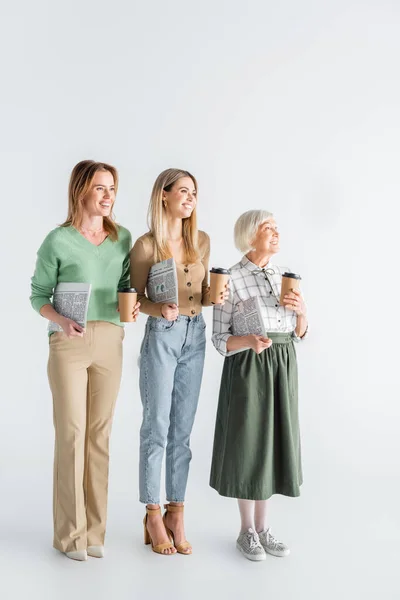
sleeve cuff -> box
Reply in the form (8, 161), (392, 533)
(212, 333), (247, 357)
(201, 286), (212, 307)
(292, 324), (309, 342)
(30, 297), (52, 314)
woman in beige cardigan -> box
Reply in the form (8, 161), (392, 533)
(131, 168), (226, 556)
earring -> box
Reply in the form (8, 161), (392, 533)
(163, 198), (167, 207)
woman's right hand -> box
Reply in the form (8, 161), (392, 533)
(59, 316), (85, 338)
(161, 303), (179, 321)
(246, 334), (272, 354)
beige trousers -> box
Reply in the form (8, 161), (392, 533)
(47, 321), (124, 553)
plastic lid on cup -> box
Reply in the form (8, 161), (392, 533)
(210, 267), (230, 275)
(282, 272), (301, 280)
(118, 287), (137, 292)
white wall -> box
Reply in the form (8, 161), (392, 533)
(1, 1), (399, 598)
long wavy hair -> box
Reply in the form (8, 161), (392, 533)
(148, 168), (199, 263)
(61, 160), (119, 241)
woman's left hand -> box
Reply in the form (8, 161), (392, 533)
(283, 289), (306, 316)
(205, 283), (230, 305)
(221, 282), (230, 305)
(117, 301), (141, 321)
(209, 282), (230, 305)
(132, 301), (141, 322)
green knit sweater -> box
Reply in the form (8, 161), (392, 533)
(30, 225), (132, 327)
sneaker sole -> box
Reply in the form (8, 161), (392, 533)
(264, 547), (290, 557)
(236, 542), (266, 561)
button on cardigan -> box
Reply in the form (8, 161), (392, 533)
(130, 231), (212, 317)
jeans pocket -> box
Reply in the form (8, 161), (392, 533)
(149, 317), (176, 333)
(198, 314), (206, 330)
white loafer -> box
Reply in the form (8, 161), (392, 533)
(65, 550), (88, 561)
(87, 545), (105, 558)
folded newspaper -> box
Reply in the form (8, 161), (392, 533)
(48, 282), (92, 332)
(147, 258), (178, 304)
(231, 296), (265, 337)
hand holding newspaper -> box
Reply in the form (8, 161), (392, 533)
(231, 296), (265, 337)
(48, 282), (92, 333)
(147, 258), (179, 305)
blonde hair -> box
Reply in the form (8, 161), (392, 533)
(234, 209), (274, 253)
(148, 168), (199, 263)
(61, 160), (119, 241)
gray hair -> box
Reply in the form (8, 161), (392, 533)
(234, 210), (274, 253)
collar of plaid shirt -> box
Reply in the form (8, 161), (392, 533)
(240, 255), (282, 301)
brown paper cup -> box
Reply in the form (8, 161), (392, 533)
(118, 289), (137, 322)
(210, 269), (230, 304)
(279, 273), (301, 306)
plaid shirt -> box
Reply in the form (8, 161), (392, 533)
(212, 256), (308, 357)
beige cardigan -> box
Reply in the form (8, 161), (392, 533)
(130, 231), (212, 317)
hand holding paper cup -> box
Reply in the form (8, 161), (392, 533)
(118, 287), (138, 322)
(210, 268), (230, 304)
(279, 272), (301, 306)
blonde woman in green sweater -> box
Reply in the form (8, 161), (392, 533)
(30, 160), (140, 561)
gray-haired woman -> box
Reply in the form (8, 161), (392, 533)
(210, 210), (308, 562)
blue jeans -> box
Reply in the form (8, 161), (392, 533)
(139, 314), (206, 504)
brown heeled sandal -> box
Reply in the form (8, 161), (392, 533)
(163, 503), (192, 555)
(143, 506), (176, 555)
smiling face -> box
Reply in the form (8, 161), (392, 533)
(252, 217), (280, 254)
(163, 176), (197, 219)
(82, 169), (115, 218)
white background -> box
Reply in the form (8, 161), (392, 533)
(1, 1), (399, 598)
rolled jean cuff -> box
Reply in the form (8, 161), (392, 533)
(166, 498), (185, 503)
(140, 497), (160, 505)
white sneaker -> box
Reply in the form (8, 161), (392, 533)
(258, 528), (290, 557)
(87, 545), (105, 558)
(236, 528), (266, 561)
(65, 549), (88, 561)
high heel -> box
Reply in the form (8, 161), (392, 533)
(143, 506), (176, 555)
(163, 503), (192, 555)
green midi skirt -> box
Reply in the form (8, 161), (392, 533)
(209, 333), (302, 500)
